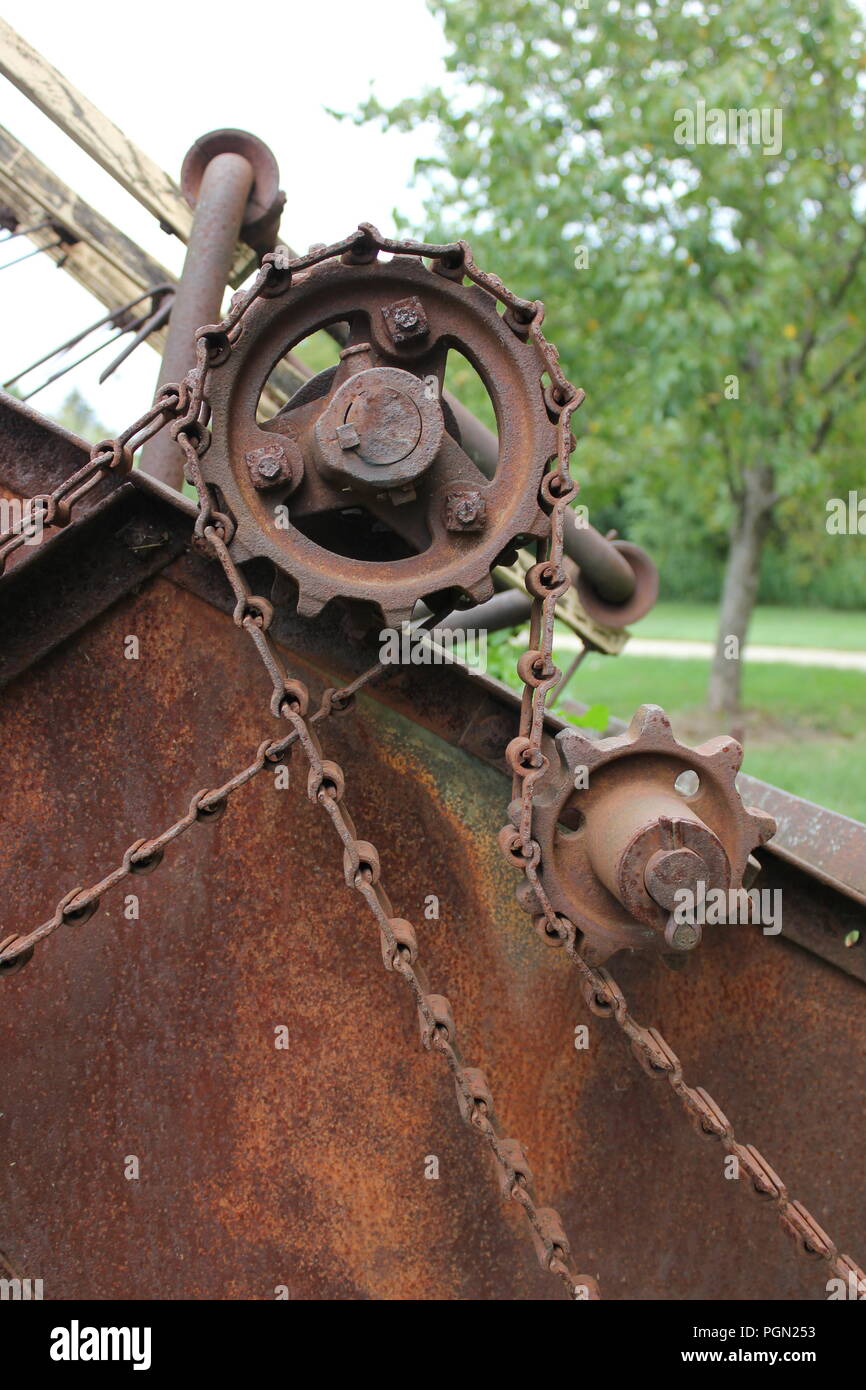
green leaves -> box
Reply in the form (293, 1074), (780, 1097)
(565, 702), (610, 732)
(349, 0), (866, 602)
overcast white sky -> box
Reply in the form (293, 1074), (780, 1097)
(0, 0), (448, 430)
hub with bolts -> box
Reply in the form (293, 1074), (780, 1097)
(314, 363), (444, 492)
(508, 703), (776, 964)
(199, 251), (557, 627)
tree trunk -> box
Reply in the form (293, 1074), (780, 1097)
(707, 464), (775, 719)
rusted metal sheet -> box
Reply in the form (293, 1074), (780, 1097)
(738, 773), (866, 906)
(752, 850), (866, 985)
(1, 388), (864, 1299)
(0, 391), (109, 506)
(0, 486), (188, 685)
(0, 572), (862, 1300)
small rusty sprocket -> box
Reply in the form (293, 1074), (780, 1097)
(511, 705), (776, 965)
(200, 255), (558, 626)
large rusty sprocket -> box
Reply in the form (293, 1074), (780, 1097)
(512, 705), (777, 965)
(200, 255), (558, 626)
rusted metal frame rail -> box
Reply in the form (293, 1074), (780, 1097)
(1, 392), (863, 982)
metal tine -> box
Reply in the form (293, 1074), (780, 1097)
(99, 289), (174, 384)
(17, 323), (130, 401)
(0, 217), (53, 243)
(549, 643), (589, 707)
(4, 301), (132, 390)
(0, 237), (63, 272)
(4, 284), (174, 397)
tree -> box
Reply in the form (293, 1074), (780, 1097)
(55, 387), (110, 440)
(355, 0), (866, 715)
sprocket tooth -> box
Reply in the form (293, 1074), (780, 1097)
(556, 726), (606, 775)
(380, 605), (415, 631)
(627, 703), (676, 745)
(695, 734), (744, 775)
(296, 588), (328, 619)
(463, 574), (496, 606)
(746, 807), (777, 846)
(743, 854), (763, 889)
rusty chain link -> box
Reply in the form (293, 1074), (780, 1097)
(0, 388), (183, 574)
(164, 216), (600, 1296)
(0, 660), (385, 973)
(171, 497), (598, 1301)
(521, 870), (866, 1291)
(2, 221), (861, 1300)
(2, 225), (599, 1301)
(489, 252), (866, 1295)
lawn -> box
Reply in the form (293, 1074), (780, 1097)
(556, 644), (866, 817)
(551, 649), (866, 822)
(488, 608), (866, 821)
(632, 602), (865, 652)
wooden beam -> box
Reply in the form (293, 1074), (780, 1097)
(0, 122), (175, 295)
(0, 169), (169, 343)
(0, 151), (303, 407)
(0, 17), (258, 286)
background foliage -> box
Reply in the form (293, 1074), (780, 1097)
(355, 0), (866, 607)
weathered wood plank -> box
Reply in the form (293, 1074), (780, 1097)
(0, 167), (174, 362)
(0, 122), (175, 294)
(0, 161), (303, 408)
(0, 18), (260, 285)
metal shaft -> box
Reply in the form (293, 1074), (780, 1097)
(435, 587), (531, 634)
(140, 152), (255, 489)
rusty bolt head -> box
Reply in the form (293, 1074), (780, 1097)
(381, 295), (429, 346)
(664, 917), (702, 952)
(336, 423), (361, 450)
(245, 442), (292, 490)
(444, 490), (487, 532)
(644, 847), (707, 911)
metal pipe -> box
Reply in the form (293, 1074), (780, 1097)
(549, 644), (589, 706)
(566, 520), (635, 604)
(140, 152), (256, 489)
(435, 587), (531, 634)
(444, 391), (638, 606)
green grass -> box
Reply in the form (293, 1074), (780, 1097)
(557, 651), (865, 736)
(633, 602), (866, 651)
(549, 649), (866, 821)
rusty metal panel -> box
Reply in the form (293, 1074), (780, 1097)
(1, 573), (862, 1300)
(739, 773), (866, 906)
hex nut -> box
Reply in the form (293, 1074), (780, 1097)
(381, 296), (429, 346)
(444, 490), (486, 532)
(245, 442), (294, 490)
